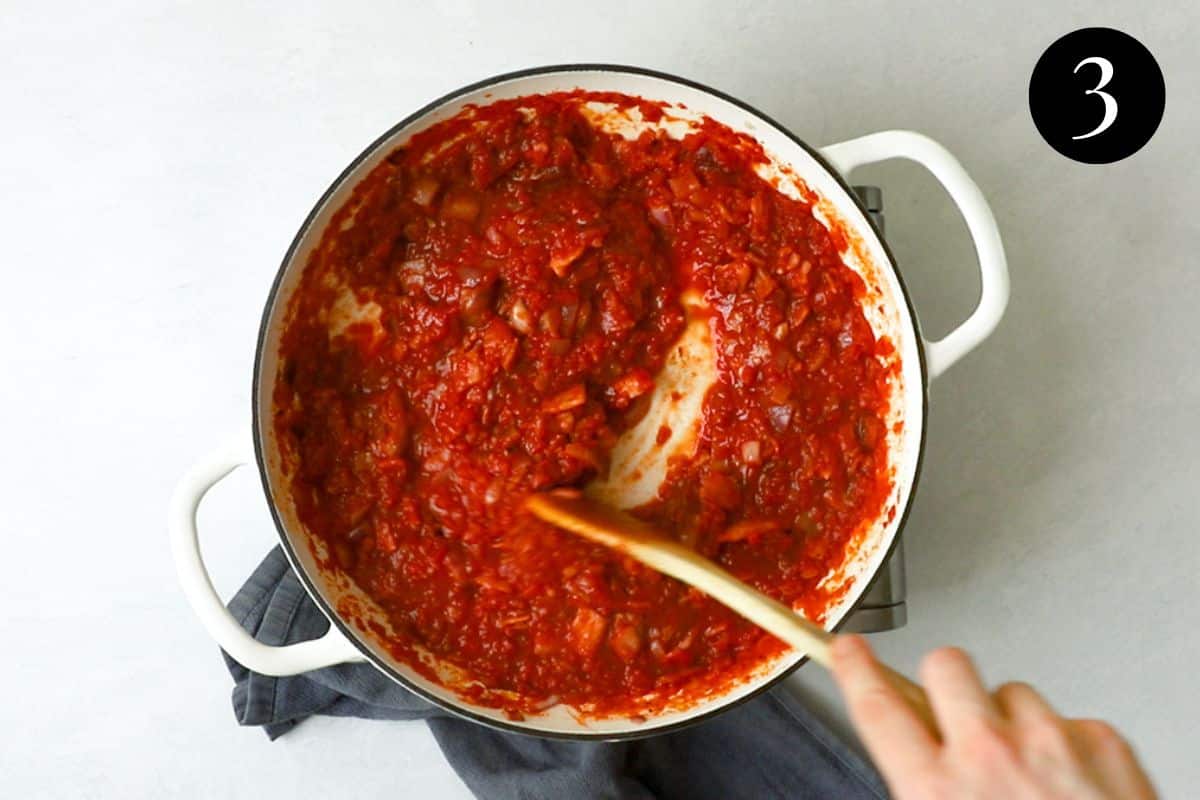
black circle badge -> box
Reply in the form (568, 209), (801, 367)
(1029, 27), (1165, 164)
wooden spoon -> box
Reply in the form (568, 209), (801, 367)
(526, 489), (937, 731)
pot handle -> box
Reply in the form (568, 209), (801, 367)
(820, 131), (1009, 379)
(168, 431), (364, 675)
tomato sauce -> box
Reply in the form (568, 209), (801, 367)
(274, 91), (895, 717)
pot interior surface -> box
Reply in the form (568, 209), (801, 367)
(253, 66), (926, 737)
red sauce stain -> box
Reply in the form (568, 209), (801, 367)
(274, 91), (895, 719)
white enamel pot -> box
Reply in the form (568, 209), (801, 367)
(169, 65), (1008, 739)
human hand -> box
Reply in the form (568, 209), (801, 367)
(830, 636), (1156, 799)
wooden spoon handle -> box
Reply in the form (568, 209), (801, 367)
(525, 491), (938, 732)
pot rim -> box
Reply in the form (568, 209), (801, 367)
(250, 62), (930, 741)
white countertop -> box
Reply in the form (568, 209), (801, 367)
(2, 1), (1196, 796)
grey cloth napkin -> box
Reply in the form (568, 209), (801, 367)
(225, 546), (887, 799)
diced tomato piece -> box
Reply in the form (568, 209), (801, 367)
(609, 615), (642, 662)
(542, 383), (587, 414)
(610, 368), (655, 405)
(570, 608), (607, 658)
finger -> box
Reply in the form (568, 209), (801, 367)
(995, 682), (1078, 769)
(831, 635), (939, 782)
(994, 681), (1058, 727)
(1070, 720), (1158, 800)
(919, 647), (1001, 740)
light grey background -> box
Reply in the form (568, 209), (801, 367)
(2, 1), (1196, 796)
